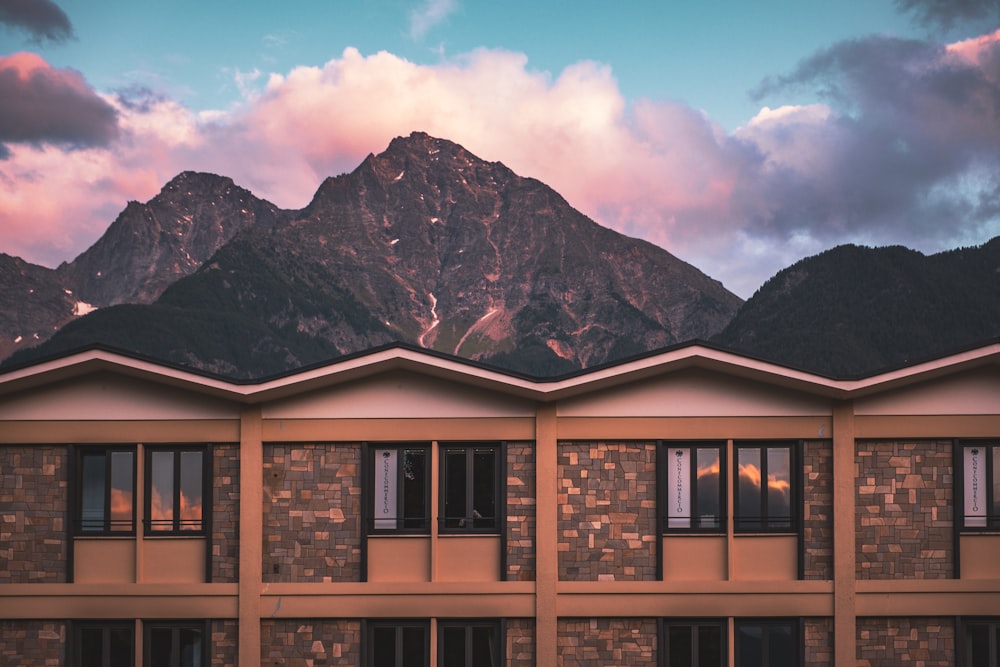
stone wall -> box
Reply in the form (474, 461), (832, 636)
(506, 618), (535, 667)
(263, 444), (362, 582)
(212, 444), (240, 583)
(0, 445), (68, 583)
(856, 440), (953, 579)
(261, 619), (361, 666)
(210, 619), (239, 667)
(557, 618), (656, 666)
(558, 442), (657, 581)
(802, 440), (833, 580)
(0, 620), (64, 666)
(857, 617), (955, 666)
(804, 617), (834, 667)
(506, 442), (535, 581)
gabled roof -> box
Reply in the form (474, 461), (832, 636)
(1, 340), (997, 405)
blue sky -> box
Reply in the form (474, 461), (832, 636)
(1, 0), (999, 297)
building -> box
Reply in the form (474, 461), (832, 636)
(1, 341), (998, 666)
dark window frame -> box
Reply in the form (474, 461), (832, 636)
(73, 445), (137, 536)
(439, 442), (503, 534)
(144, 445), (211, 536)
(364, 619), (430, 667)
(734, 618), (801, 667)
(70, 620), (135, 667)
(659, 441), (726, 534)
(143, 620), (209, 667)
(364, 443), (431, 535)
(955, 441), (1000, 531)
(958, 617), (1000, 667)
(437, 618), (502, 667)
(733, 441), (799, 533)
(658, 618), (726, 667)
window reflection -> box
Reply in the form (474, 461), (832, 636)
(148, 449), (204, 532)
(736, 444), (794, 531)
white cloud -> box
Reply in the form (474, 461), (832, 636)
(409, 0), (459, 40)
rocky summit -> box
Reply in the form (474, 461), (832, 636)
(1, 132), (743, 378)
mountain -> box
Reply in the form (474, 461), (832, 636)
(713, 239), (1000, 376)
(2, 132), (742, 378)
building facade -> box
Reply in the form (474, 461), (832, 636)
(0, 342), (998, 666)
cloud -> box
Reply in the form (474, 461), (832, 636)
(1, 36), (999, 299)
(409, 0), (459, 40)
(0, 0), (73, 43)
(0, 53), (118, 149)
(894, 0), (1000, 31)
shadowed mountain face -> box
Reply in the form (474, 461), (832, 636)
(2, 132), (743, 378)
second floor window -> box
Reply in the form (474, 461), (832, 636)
(146, 447), (206, 534)
(663, 443), (724, 531)
(734, 443), (796, 532)
(959, 442), (999, 529)
(77, 447), (135, 534)
(441, 444), (499, 533)
(371, 444), (429, 532)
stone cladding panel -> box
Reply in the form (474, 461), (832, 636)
(506, 442), (536, 581)
(261, 619), (361, 666)
(802, 440), (833, 580)
(557, 618), (657, 666)
(856, 440), (953, 579)
(804, 617), (834, 667)
(211, 619), (238, 667)
(212, 444), (240, 583)
(0, 620), (64, 666)
(558, 442), (658, 581)
(263, 443), (362, 582)
(0, 445), (68, 583)
(857, 617), (955, 666)
(506, 618), (535, 667)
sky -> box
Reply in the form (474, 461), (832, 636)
(1, 0), (999, 298)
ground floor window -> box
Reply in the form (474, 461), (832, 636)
(74, 622), (134, 667)
(144, 621), (207, 667)
(661, 619), (725, 666)
(367, 620), (429, 667)
(962, 618), (1000, 667)
(734, 619), (799, 667)
(439, 620), (500, 666)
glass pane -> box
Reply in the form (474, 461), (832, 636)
(444, 449), (467, 529)
(698, 624), (723, 667)
(401, 449), (427, 529)
(965, 624), (991, 667)
(371, 626), (396, 667)
(441, 626), (466, 667)
(992, 447), (1000, 526)
(696, 448), (721, 528)
(109, 451), (133, 531)
(766, 448), (792, 529)
(81, 454), (106, 532)
(736, 625), (762, 667)
(109, 626), (133, 667)
(668, 625), (692, 666)
(150, 451), (174, 531)
(179, 451), (203, 530)
(180, 627), (202, 667)
(149, 627), (173, 667)
(737, 449), (762, 530)
(401, 626), (426, 667)
(79, 628), (104, 667)
(766, 624), (792, 666)
(471, 625), (496, 667)
(473, 448), (496, 529)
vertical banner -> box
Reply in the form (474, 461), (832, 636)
(965, 447), (987, 527)
(374, 449), (398, 529)
(667, 447), (691, 528)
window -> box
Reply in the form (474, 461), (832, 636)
(439, 620), (499, 667)
(662, 442), (724, 531)
(734, 619), (798, 667)
(367, 620), (429, 667)
(74, 622), (134, 667)
(145, 447), (207, 534)
(76, 446), (136, 534)
(961, 619), (1000, 667)
(660, 620), (725, 667)
(440, 444), (500, 533)
(144, 622), (207, 667)
(370, 444), (430, 532)
(958, 442), (1000, 529)
(734, 443), (796, 531)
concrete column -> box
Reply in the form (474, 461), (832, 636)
(534, 402), (558, 665)
(832, 400), (856, 666)
(239, 406), (263, 667)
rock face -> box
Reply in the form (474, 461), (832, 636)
(1, 132), (743, 378)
